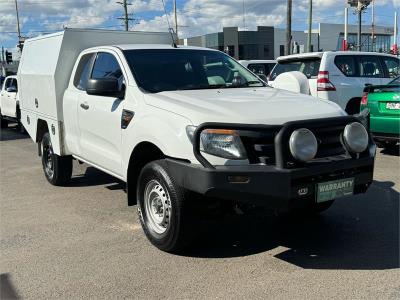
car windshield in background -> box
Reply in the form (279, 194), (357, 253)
(270, 58), (321, 81)
(123, 49), (264, 93)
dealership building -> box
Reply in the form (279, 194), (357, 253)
(181, 22), (394, 59)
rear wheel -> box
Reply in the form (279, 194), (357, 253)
(41, 132), (72, 186)
(0, 112), (8, 129)
(137, 160), (194, 252)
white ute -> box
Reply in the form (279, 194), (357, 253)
(19, 29), (376, 252)
(0, 75), (21, 129)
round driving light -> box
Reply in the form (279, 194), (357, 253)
(343, 122), (369, 153)
(289, 128), (318, 162)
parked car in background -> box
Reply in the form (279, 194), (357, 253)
(239, 60), (276, 81)
(0, 75), (20, 128)
(361, 76), (400, 149)
(269, 51), (399, 114)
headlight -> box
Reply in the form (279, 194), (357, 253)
(343, 122), (369, 153)
(289, 128), (318, 162)
(186, 126), (247, 159)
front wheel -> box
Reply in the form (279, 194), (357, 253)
(137, 160), (194, 252)
(313, 200), (334, 213)
(41, 132), (72, 186)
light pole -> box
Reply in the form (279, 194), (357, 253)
(348, 0), (371, 52)
(286, 0), (292, 55)
(307, 0), (312, 52)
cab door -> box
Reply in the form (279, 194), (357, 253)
(77, 51), (126, 176)
(0, 78), (17, 118)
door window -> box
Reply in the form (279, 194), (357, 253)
(9, 79), (17, 91)
(74, 53), (94, 91)
(335, 55), (386, 78)
(381, 57), (399, 78)
(91, 52), (124, 90)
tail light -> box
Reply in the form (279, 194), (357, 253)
(361, 92), (368, 105)
(317, 71), (336, 91)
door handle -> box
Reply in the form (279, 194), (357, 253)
(80, 102), (89, 110)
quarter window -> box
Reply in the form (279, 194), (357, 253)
(382, 57), (399, 78)
(74, 53), (94, 91)
(357, 56), (383, 78)
(335, 56), (356, 77)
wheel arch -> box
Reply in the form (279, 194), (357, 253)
(126, 141), (166, 206)
(36, 119), (49, 143)
(345, 97), (362, 115)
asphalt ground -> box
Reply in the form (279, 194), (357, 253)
(0, 125), (399, 299)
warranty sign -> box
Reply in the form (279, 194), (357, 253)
(316, 178), (355, 203)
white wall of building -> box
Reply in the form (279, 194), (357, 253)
(274, 28), (319, 58)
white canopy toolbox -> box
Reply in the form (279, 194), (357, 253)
(18, 28), (173, 154)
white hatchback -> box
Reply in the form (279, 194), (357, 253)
(269, 51), (399, 114)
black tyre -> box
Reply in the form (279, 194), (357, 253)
(137, 160), (194, 252)
(16, 105), (25, 133)
(0, 113), (8, 129)
(41, 132), (72, 186)
(375, 140), (397, 149)
(284, 200), (335, 217)
(313, 200), (334, 213)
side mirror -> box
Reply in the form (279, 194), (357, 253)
(6, 86), (17, 93)
(86, 78), (124, 98)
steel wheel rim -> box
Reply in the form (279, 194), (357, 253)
(43, 141), (54, 179)
(143, 179), (171, 234)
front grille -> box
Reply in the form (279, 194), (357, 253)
(313, 125), (346, 158)
(240, 130), (279, 165)
(239, 123), (349, 167)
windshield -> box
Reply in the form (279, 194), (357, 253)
(123, 49), (264, 93)
(270, 58), (321, 81)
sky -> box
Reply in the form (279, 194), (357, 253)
(0, 0), (399, 53)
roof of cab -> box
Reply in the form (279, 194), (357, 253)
(114, 44), (219, 51)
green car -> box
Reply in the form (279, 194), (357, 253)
(361, 77), (400, 148)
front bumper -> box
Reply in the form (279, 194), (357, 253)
(166, 156), (374, 211)
(372, 132), (400, 143)
(168, 115), (375, 211)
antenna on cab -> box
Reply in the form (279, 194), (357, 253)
(161, 0), (178, 48)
